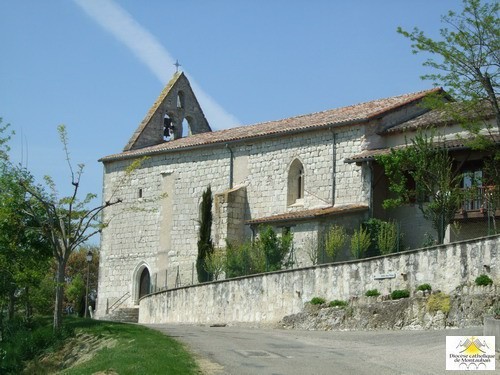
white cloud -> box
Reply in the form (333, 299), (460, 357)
(73, 0), (239, 129)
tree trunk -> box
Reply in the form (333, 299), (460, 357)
(53, 259), (66, 331)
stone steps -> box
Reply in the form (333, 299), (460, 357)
(104, 307), (139, 323)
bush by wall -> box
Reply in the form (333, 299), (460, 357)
(365, 289), (381, 297)
(391, 289), (410, 300)
(475, 274), (493, 286)
(417, 283), (432, 292)
(310, 297), (326, 305)
(329, 300), (348, 308)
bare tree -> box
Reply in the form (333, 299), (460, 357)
(20, 125), (141, 331)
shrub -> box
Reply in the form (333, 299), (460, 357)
(417, 283), (432, 292)
(225, 241), (253, 278)
(475, 274), (493, 286)
(362, 218), (383, 257)
(324, 225), (347, 260)
(310, 297), (326, 305)
(255, 225), (293, 272)
(365, 289), (380, 297)
(204, 248), (226, 281)
(422, 233), (435, 248)
(224, 226), (294, 278)
(391, 289), (410, 300)
(350, 227), (371, 259)
(377, 220), (399, 254)
(304, 236), (320, 265)
(329, 300), (348, 308)
(0, 317), (74, 374)
(426, 292), (451, 314)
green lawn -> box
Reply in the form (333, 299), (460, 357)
(28, 318), (200, 374)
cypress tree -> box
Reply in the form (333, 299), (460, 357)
(197, 186), (213, 282)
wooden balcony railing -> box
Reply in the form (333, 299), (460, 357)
(457, 186), (500, 218)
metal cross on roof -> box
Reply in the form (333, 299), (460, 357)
(174, 59), (181, 72)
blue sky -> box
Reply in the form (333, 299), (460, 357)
(1, 0), (464, 210)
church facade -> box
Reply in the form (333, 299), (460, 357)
(95, 72), (496, 318)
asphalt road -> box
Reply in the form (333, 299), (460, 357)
(146, 324), (499, 375)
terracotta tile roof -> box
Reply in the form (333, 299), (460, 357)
(383, 100), (497, 134)
(100, 88), (441, 162)
(246, 204), (368, 225)
(345, 134), (500, 163)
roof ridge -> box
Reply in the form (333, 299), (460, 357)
(236, 87), (441, 129)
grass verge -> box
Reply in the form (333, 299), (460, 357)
(24, 317), (200, 374)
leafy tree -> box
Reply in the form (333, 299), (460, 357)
(19, 125), (136, 331)
(197, 186), (214, 282)
(377, 132), (463, 244)
(398, 0), (500, 220)
(0, 118), (12, 161)
(0, 166), (52, 320)
(397, 0), (499, 127)
(64, 246), (99, 316)
(0, 122), (52, 322)
(65, 274), (85, 316)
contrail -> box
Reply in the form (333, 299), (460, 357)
(73, 0), (239, 129)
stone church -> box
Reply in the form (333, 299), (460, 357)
(95, 72), (496, 318)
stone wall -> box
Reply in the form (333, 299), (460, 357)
(281, 285), (500, 331)
(138, 235), (500, 325)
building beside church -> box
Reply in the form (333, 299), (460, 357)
(95, 72), (498, 319)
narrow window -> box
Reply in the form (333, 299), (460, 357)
(287, 159), (305, 205)
(182, 118), (189, 137)
(163, 114), (173, 141)
(181, 116), (193, 138)
(138, 188), (143, 198)
(297, 169), (304, 199)
(177, 91), (185, 109)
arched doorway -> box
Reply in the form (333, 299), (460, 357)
(139, 268), (150, 299)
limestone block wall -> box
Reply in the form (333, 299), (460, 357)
(334, 127), (366, 205)
(243, 131), (334, 219)
(139, 235), (500, 325)
(242, 126), (367, 220)
(97, 149), (231, 317)
(214, 186), (247, 248)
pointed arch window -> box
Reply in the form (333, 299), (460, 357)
(288, 159), (305, 205)
(177, 91), (185, 109)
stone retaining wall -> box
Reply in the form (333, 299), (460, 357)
(138, 235), (500, 325)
